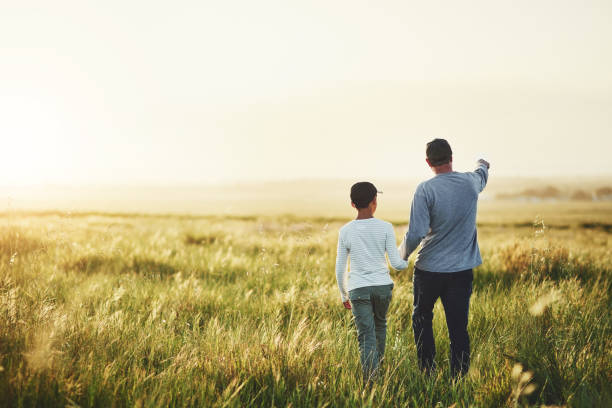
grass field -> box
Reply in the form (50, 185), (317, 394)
(1, 203), (611, 407)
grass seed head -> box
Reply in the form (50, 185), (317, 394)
(511, 363), (523, 380)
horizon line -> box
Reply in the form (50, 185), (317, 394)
(1, 174), (612, 189)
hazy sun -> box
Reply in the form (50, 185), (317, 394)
(0, 91), (75, 185)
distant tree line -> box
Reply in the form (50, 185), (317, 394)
(496, 186), (612, 201)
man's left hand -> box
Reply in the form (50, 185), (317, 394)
(343, 300), (352, 310)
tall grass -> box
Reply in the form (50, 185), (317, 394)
(0, 212), (610, 407)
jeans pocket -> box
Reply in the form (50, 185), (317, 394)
(349, 287), (371, 301)
(384, 284), (394, 300)
(461, 270), (474, 288)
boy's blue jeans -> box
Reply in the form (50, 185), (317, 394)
(349, 284), (394, 380)
(412, 267), (473, 377)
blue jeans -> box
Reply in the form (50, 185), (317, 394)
(349, 284), (394, 380)
(412, 268), (473, 377)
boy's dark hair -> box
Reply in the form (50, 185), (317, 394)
(426, 138), (453, 166)
(351, 182), (379, 209)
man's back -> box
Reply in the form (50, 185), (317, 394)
(407, 139), (489, 378)
(405, 164), (488, 272)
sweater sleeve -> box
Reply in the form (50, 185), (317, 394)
(386, 224), (408, 270)
(469, 162), (489, 192)
(335, 232), (349, 302)
(404, 185), (430, 259)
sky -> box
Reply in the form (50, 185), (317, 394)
(1, 0), (611, 186)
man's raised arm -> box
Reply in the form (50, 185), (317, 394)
(472, 159), (490, 192)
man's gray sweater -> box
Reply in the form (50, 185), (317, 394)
(403, 163), (489, 272)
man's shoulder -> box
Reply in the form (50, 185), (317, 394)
(415, 179), (434, 194)
(422, 172), (476, 187)
(458, 168), (487, 191)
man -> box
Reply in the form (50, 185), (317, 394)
(400, 138), (489, 378)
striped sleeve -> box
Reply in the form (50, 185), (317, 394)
(335, 232), (349, 302)
(386, 223), (408, 270)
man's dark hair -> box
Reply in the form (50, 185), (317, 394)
(426, 139), (453, 166)
(350, 182), (378, 209)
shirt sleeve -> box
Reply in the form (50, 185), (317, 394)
(404, 185), (430, 259)
(335, 232), (349, 302)
(386, 224), (408, 270)
(469, 163), (489, 192)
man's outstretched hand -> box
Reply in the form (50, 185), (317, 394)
(477, 158), (490, 169)
(343, 300), (352, 310)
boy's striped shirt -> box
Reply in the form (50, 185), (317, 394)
(335, 218), (408, 302)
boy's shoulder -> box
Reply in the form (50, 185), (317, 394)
(380, 220), (396, 234)
(338, 221), (350, 234)
(339, 218), (391, 232)
(339, 220), (355, 234)
(374, 218), (393, 228)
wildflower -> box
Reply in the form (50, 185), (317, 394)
(510, 363), (538, 404)
(511, 363), (523, 380)
(9, 252), (17, 266)
(529, 290), (559, 316)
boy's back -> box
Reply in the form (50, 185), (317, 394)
(336, 218), (407, 302)
(335, 181), (407, 382)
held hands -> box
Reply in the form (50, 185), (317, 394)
(398, 235), (408, 260)
(477, 158), (490, 169)
(343, 300), (352, 310)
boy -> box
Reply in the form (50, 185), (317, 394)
(335, 181), (408, 381)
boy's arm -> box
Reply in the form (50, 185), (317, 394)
(335, 233), (350, 303)
(386, 224), (408, 270)
(403, 186), (430, 260)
